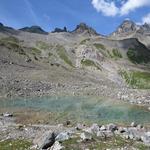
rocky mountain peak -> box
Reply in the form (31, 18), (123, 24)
(0, 23), (4, 27)
(52, 27), (67, 33)
(19, 26), (48, 35)
(72, 23), (98, 36)
(111, 20), (138, 37)
(137, 23), (150, 35)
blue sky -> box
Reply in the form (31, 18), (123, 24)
(0, 0), (150, 35)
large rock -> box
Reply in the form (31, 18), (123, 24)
(55, 132), (70, 142)
(141, 135), (150, 146)
(106, 123), (118, 132)
(83, 124), (100, 134)
(90, 123), (100, 134)
(33, 131), (56, 149)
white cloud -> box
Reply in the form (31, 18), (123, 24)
(120, 0), (150, 15)
(91, 0), (150, 17)
(142, 13), (150, 24)
(91, 0), (118, 16)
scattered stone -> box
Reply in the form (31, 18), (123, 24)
(97, 131), (106, 138)
(76, 123), (86, 130)
(146, 132), (150, 137)
(117, 127), (127, 133)
(137, 124), (143, 129)
(90, 123), (100, 134)
(131, 122), (137, 127)
(25, 58), (32, 63)
(2, 112), (13, 117)
(50, 141), (64, 150)
(63, 120), (71, 126)
(80, 132), (92, 141)
(100, 125), (106, 131)
(106, 123), (118, 132)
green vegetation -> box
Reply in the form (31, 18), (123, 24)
(0, 36), (20, 48)
(48, 52), (53, 57)
(30, 47), (41, 55)
(94, 43), (106, 50)
(94, 43), (110, 58)
(62, 136), (148, 150)
(0, 139), (31, 150)
(80, 38), (90, 45)
(0, 36), (19, 43)
(0, 36), (26, 55)
(36, 41), (50, 50)
(106, 49), (122, 59)
(81, 59), (101, 70)
(112, 49), (122, 58)
(94, 43), (122, 59)
(56, 45), (73, 67)
(127, 48), (150, 64)
(119, 70), (150, 89)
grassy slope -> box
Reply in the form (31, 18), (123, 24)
(119, 70), (150, 89)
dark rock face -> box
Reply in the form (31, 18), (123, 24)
(112, 20), (138, 37)
(52, 27), (67, 33)
(0, 23), (4, 27)
(19, 26), (48, 35)
(72, 23), (98, 36)
(0, 23), (16, 34)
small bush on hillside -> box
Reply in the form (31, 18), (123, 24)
(81, 59), (101, 70)
(112, 49), (122, 58)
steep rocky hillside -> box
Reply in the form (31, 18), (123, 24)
(0, 21), (150, 105)
(110, 20), (150, 48)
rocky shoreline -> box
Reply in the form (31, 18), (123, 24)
(1, 80), (150, 107)
(0, 115), (150, 150)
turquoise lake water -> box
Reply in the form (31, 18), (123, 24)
(0, 96), (150, 125)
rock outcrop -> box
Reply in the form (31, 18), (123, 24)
(19, 26), (48, 35)
(72, 23), (99, 36)
(52, 27), (67, 33)
(111, 20), (138, 37)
